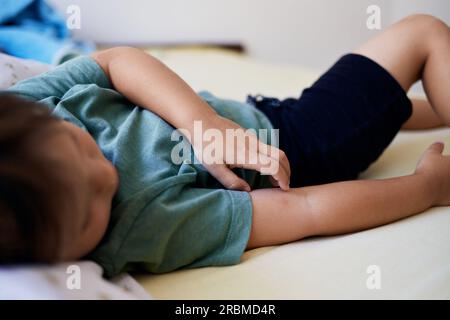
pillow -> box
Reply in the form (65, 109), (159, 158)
(0, 54), (151, 299)
(0, 261), (151, 299)
(0, 52), (52, 89)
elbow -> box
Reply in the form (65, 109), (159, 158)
(91, 46), (149, 77)
(91, 46), (144, 60)
(99, 46), (144, 56)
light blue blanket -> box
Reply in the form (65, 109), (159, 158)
(0, 0), (94, 64)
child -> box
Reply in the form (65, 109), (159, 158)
(1, 14), (450, 278)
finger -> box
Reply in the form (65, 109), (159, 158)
(426, 141), (445, 155)
(269, 176), (280, 188)
(207, 164), (251, 192)
(271, 148), (291, 184)
(257, 142), (291, 181)
(235, 153), (290, 190)
(256, 152), (290, 190)
(261, 153), (290, 191)
(234, 133), (291, 182)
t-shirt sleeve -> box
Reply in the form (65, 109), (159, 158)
(91, 184), (253, 277)
(6, 56), (111, 102)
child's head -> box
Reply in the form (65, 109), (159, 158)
(0, 94), (119, 264)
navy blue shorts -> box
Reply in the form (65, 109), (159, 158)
(247, 53), (413, 187)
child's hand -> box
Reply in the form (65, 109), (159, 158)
(191, 115), (291, 191)
(93, 48), (290, 191)
(415, 141), (450, 206)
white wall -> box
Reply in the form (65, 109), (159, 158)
(50, 0), (450, 70)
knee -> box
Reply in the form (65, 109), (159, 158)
(403, 13), (446, 27)
(401, 14), (449, 44)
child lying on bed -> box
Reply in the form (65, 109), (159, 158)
(1, 14), (450, 277)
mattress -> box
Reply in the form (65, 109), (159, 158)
(134, 47), (450, 299)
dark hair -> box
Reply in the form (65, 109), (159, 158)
(0, 94), (68, 263)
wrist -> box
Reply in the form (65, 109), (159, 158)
(183, 111), (220, 145)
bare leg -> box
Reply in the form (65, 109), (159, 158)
(354, 14), (450, 124)
(402, 98), (444, 130)
(246, 15), (450, 249)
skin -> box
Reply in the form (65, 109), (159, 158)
(403, 99), (443, 130)
(248, 13), (450, 248)
(46, 121), (119, 260)
(54, 47), (289, 259)
(51, 14), (450, 260)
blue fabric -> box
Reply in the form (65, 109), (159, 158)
(248, 54), (413, 187)
(0, 0), (94, 64)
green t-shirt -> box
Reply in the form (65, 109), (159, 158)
(6, 56), (275, 277)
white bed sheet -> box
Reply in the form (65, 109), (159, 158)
(135, 47), (450, 299)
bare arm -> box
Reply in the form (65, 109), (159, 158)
(91, 47), (290, 191)
(247, 142), (450, 249)
(92, 47), (218, 137)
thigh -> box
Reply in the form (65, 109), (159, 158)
(353, 14), (433, 92)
